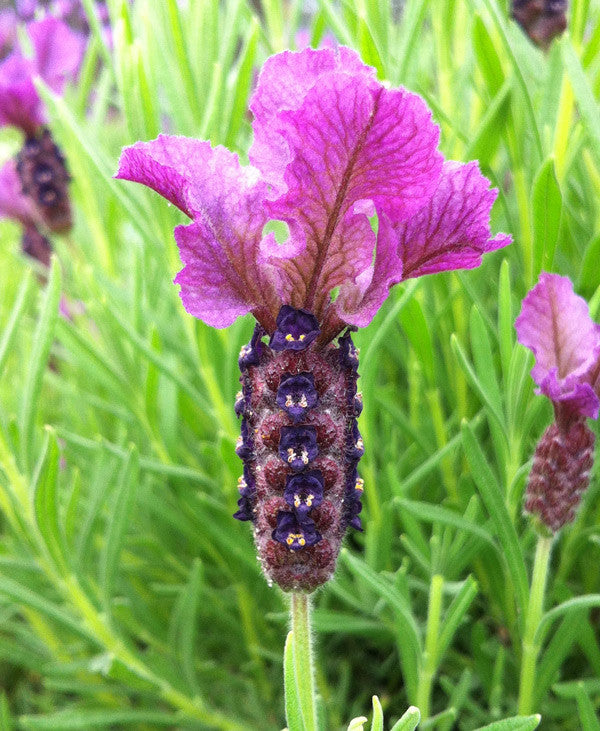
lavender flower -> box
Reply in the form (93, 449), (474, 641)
(116, 47), (510, 591)
(516, 272), (600, 531)
(0, 158), (51, 267)
(0, 16), (82, 237)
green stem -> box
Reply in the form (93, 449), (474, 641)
(518, 534), (553, 715)
(290, 593), (318, 731)
(416, 574), (444, 720)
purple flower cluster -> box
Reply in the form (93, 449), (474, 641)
(0, 13), (82, 265)
(516, 273), (600, 531)
(116, 47), (510, 590)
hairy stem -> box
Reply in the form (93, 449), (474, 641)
(290, 592), (318, 731)
(518, 534), (553, 715)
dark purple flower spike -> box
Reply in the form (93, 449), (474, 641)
(115, 47), (510, 591)
(517, 273), (600, 532)
(512, 0), (568, 50)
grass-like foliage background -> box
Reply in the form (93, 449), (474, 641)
(1, 0), (600, 728)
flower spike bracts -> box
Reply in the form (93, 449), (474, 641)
(516, 273), (600, 532)
(116, 47), (510, 591)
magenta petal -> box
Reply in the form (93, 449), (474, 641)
(396, 161), (511, 280)
(0, 158), (37, 225)
(29, 17), (83, 94)
(335, 212), (404, 327)
(249, 47), (375, 195)
(115, 135), (213, 218)
(516, 272), (600, 418)
(0, 52), (43, 133)
(265, 71), (442, 316)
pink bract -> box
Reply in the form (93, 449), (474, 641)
(516, 272), (600, 419)
(116, 47), (510, 336)
(0, 16), (83, 135)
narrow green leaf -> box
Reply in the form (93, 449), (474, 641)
(451, 335), (507, 437)
(0, 271), (33, 380)
(464, 78), (512, 164)
(461, 422), (529, 618)
(498, 259), (513, 380)
(284, 631), (304, 731)
(473, 715), (541, 731)
(0, 692), (13, 731)
(369, 696), (383, 731)
(574, 684), (600, 731)
(536, 595), (600, 644)
(562, 39), (600, 167)
(469, 306), (502, 415)
(531, 157), (562, 277)
(18, 710), (180, 729)
(472, 13), (505, 95)
(32, 428), (68, 572)
(99, 447), (140, 609)
(389, 706), (421, 731)
(19, 258), (61, 473)
(437, 576), (478, 662)
(580, 234), (600, 293)
(347, 717), (368, 731)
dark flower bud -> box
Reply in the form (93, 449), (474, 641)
(21, 226), (51, 268)
(279, 425), (318, 470)
(233, 494), (256, 521)
(511, 0), (568, 49)
(346, 420), (365, 461)
(270, 305), (320, 351)
(235, 419), (253, 460)
(16, 128), (72, 233)
(238, 323), (265, 370)
(525, 419), (595, 532)
(284, 471), (324, 518)
(272, 511), (322, 550)
(276, 373), (318, 421)
(237, 465), (256, 497)
(338, 330), (360, 371)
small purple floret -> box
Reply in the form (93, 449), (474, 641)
(239, 323), (266, 370)
(284, 471), (324, 518)
(270, 306), (320, 351)
(235, 419), (253, 460)
(279, 425), (318, 470)
(276, 373), (318, 421)
(233, 494), (256, 522)
(346, 420), (365, 461)
(272, 511), (322, 551)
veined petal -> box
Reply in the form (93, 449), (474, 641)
(29, 17), (83, 93)
(395, 161), (511, 280)
(516, 273), (600, 418)
(0, 52), (43, 133)
(0, 158), (37, 225)
(516, 273), (600, 382)
(265, 71), (442, 318)
(249, 46), (375, 195)
(334, 212), (403, 327)
(115, 135), (213, 218)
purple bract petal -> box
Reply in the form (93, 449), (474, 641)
(249, 47), (374, 196)
(0, 17), (82, 134)
(263, 64), (442, 316)
(117, 137), (281, 329)
(0, 158), (37, 225)
(394, 160), (511, 280)
(29, 17), (84, 94)
(516, 272), (600, 419)
(335, 212), (404, 327)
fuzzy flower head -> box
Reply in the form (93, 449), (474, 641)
(0, 16), (83, 136)
(116, 47), (509, 342)
(516, 272), (600, 425)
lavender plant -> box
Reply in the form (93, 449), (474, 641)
(116, 48), (509, 596)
